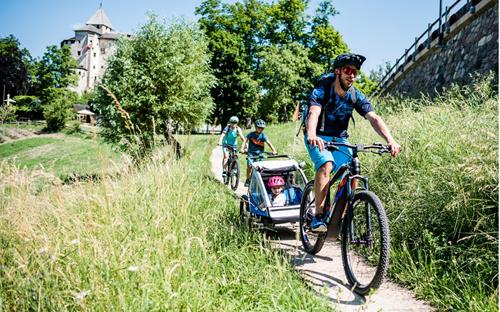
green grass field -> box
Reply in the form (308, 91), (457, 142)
(0, 133), (122, 180)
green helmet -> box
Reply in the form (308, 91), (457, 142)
(255, 119), (266, 128)
(229, 116), (239, 123)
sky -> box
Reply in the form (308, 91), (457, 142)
(0, 0), (456, 74)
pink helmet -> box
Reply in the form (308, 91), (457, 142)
(268, 176), (285, 187)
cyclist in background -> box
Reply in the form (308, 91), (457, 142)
(241, 119), (277, 187)
(217, 116), (245, 179)
(305, 53), (401, 232)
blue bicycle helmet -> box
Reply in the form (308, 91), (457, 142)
(255, 119), (266, 128)
(229, 116), (239, 123)
(333, 53), (366, 70)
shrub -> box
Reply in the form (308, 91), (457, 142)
(43, 88), (77, 131)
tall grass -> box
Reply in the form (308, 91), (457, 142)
(364, 77), (498, 311)
(269, 76), (498, 311)
(0, 135), (331, 310)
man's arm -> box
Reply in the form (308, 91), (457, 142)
(306, 106), (325, 151)
(365, 111), (401, 157)
(240, 137), (248, 153)
(266, 140), (277, 154)
(237, 127), (245, 141)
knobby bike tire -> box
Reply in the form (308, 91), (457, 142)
(230, 159), (240, 191)
(299, 181), (327, 254)
(341, 190), (390, 295)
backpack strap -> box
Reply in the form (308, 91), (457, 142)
(319, 78), (334, 133)
(349, 86), (357, 128)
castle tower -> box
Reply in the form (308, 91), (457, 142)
(61, 5), (131, 94)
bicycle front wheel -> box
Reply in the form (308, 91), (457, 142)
(341, 190), (390, 295)
(299, 181), (327, 254)
(229, 159), (240, 190)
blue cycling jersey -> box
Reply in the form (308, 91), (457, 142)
(222, 125), (240, 146)
(309, 74), (374, 137)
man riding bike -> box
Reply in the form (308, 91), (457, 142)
(241, 119), (277, 187)
(304, 53), (401, 232)
(217, 116), (245, 178)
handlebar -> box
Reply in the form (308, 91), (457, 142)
(242, 151), (289, 159)
(221, 144), (238, 152)
(324, 141), (391, 154)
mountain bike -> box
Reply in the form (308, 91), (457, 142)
(223, 144), (240, 190)
(299, 141), (391, 295)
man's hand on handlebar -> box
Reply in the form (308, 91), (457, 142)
(387, 140), (401, 157)
(307, 134), (324, 151)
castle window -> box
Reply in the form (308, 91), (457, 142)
(78, 51), (81, 56)
(94, 53), (96, 57)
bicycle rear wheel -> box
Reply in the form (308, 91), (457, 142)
(299, 181), (327, 254)
(341, 190), (390, 295)
(229, 159), (240, 190)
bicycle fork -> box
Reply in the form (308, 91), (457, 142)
(346, 175), (374, 247)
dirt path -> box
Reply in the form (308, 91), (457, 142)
(210, 147), (433, 311)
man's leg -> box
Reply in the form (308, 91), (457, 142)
(314, 161), (333, 215)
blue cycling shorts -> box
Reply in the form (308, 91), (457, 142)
(304, 135), (352, 173)
(222, 144), (237, 157)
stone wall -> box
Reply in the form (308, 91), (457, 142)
(385, 1), (498, 96)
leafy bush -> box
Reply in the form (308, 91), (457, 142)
(93, 15), (215, 156)
(12, 95), (42, 119)
(43, 88), (77, 131)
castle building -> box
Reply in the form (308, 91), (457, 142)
(60, 5), (131, 94)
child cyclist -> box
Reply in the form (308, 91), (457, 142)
(217, 116), (245, 179)
(240, 119), (277, 186)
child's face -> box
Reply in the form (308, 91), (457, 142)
(271, 185), (283, 195)
(255, 127), (263, 134)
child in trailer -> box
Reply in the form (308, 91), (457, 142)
(268, 176), (286, 207)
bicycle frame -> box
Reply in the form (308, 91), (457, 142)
(324, 152), (370, 240)
(224, 145), (238, 169)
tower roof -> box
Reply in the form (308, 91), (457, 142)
(86, 6), (113, 29)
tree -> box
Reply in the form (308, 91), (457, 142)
(369, 61), (393, 83)
(197, 0), (351, 124)
(196, 0), (269, 125)
(0, 35), (31, 97)
(34, 45), (77, 101)
(43, 88), (77, 131)
(93, 15), (215, 155)
(258, 43), (323, 122)
(308, 0), (349, 71)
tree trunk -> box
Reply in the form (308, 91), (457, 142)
(163, 130), (183, 159)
